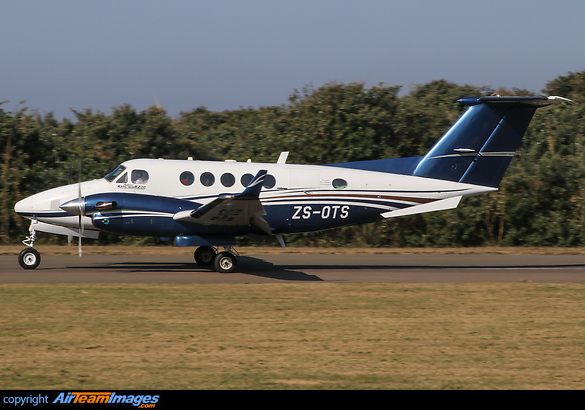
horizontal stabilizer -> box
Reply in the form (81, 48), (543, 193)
(381, 196), (462, 219)
(459, 95), (573, 107)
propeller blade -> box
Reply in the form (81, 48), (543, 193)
(78, 215), (82, 257)
(78, 159), (82, 199)
(78, 159), (82, 257)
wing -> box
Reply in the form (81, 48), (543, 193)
(173, 170), (272, 235)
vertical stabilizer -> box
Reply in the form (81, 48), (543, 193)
(412, 96), (563, 187)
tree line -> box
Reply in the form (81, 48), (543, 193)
(2, 70), (585, 248)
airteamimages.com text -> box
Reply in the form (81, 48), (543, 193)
(2, 391), (161, 407)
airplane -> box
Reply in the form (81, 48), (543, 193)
(14, 95), (572, 273)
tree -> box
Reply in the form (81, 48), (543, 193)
(3, 72), (585, 247)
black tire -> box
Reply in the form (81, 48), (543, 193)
(213, 251), (237, 273)
(18, 248), (41, 270)
(194, 246), (216, 266)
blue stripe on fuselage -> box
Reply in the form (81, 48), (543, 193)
(91, 202), (387, 237)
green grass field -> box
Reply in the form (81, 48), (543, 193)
(1, 282), (584, 389)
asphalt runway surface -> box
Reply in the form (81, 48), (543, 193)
(2, 253), (585, 284)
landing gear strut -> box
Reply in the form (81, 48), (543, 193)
(19, 220), (41, 270)
(194, 246), (239, 273)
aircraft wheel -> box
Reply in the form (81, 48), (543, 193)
(213, 252), (237, 273)
(194, 246), (216, 266)
(18, 248), (41, 270)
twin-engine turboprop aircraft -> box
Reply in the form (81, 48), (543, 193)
(14, 96), (571, 272)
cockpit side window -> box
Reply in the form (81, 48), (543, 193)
(116, 173), (128, 183)
(105, 165), (127, 182)
(131, 170), (149, 184)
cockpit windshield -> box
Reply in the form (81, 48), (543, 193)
(104, 165), (127, 182)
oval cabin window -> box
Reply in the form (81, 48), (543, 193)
(221, 173), (235, 187)
(200, 172), (215, 187)
(180, 171), (195, 186)
(332, 178), (347, 189)
(241, 173), (253, 187)
(263, 174), (276, 189)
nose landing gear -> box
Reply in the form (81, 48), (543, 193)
(19, 220), (41, 270)
(193, 246), (239, 273)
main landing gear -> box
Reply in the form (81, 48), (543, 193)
(194, 246), (239, 274)
(19, 222), (41, 270)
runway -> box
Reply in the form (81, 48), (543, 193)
(2, 253), (585, 284)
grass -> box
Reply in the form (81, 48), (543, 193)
(1, 282), (585, 389)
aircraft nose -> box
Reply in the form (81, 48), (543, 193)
(60, 198), (86, 216)
(14, 196), (34, 216)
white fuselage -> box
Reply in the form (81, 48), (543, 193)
(15, 158), (495, 238)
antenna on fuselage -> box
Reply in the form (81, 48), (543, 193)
(153, 93), (163, 110)
(277, 152), (289, 164)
